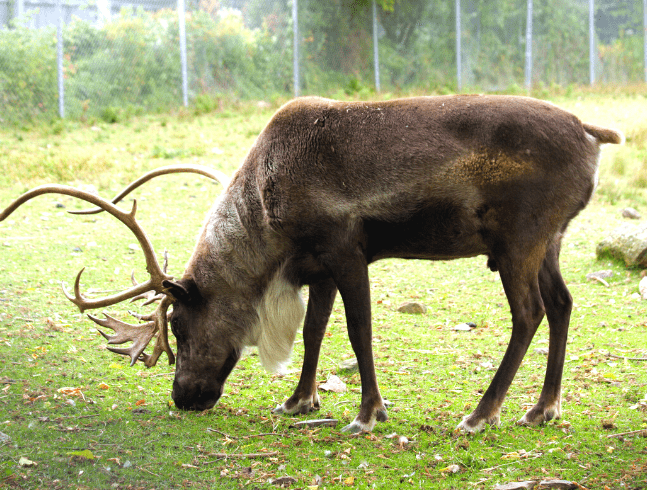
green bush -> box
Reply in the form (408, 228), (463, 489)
(0, 26), (58, 124)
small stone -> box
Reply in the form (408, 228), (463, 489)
(338, 357), (359, 374)
(639, 276), (647, 300)
(397, 302), (427, 314)
(0, 431), (10, 444)
(454, 322), (476, 331)
(534, 347), (549, 356)
(494, 482), (538, 490)
(538, 480), (578, 490)
(622, 207), (641, 219)
(270, 476), (297, 487)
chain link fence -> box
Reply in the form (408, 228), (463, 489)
(1, 0), (646, 124)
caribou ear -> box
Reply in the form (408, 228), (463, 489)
(163, 279), (198, 304)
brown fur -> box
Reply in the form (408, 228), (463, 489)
(168, 95), (621, 432)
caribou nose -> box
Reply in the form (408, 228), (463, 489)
(171, 376), (222, 411)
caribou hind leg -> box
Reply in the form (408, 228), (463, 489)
(273, 278), (337, 415)
(458, 242), (547, 432)
(518, 236), (572, 426)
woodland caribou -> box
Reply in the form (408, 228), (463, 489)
(1, 95), (622, 433)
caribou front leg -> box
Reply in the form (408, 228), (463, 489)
(324, 249), (387, 433)
(273, 278), (337, 415)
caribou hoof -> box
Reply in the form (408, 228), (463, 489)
(517, 400), (561, 427)
(457, 412), (500, 433)
(341, 406), (388, 434)
(272, 394), (320, 415)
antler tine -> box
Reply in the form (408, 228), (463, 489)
(69, 164), (231, 215)
(88, 296), (175, 367)
(1, 184), (173, 312)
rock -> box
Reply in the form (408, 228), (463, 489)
(454, 322), (477, 331)
(270, 476), (297, 487)
(494, 481), (538, 490)
(622, 207), (641, 219)
(338, 357), (359, 374)
(0, 431), (10, 444)
(397, 302), (427, 314)
(538, 480), (579, 490)
(534, 347), (549, 356)
(596, 222), (647, 267)
(586, 270), (613, 280)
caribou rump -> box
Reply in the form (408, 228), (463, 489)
(1, 95), (622, 433)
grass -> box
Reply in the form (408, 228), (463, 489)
(0, 91), (646, 489)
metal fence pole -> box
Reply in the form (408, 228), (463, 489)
(456, 0), (461, 91)
(293, 0), (300, 97)
(57, 0), (65, 118)
(525, 0), (533, 88)
(16, 0), (25, 19)
(589, 0), (595, 85)
(178, 0), (188, 107)
(372, 0), (380, 92)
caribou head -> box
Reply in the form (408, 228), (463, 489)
(0, 164), (239, 410)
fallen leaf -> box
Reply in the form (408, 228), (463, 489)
(18, 457), (37, 467)
(319, 375), (346, 393)
(98, 382), (109, 390)
(67, 449), (95, 461)
(135, 399), (146, 406)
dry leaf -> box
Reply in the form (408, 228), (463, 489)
(319, 375), (346, 393)
(18, 457), (37, 467)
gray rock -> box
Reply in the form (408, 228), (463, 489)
(538, 480), (578, 490)
(338, 357), (359, 374)
(622, 207), (641, 219)
(397, 302), (427, 314)
(494, 481), (538, 490)
(597, 222), (647, 267)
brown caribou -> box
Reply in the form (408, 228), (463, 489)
(1, 95), (622, 433)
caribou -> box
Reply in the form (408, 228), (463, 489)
(1, 95), (622, 433)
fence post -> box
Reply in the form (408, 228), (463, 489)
(524, 0), (533, 88)
(15, 0), (24, 19)
(589, 0), (595, 85)
(293, 0), (300, 97)
(372, 0), (380, 92)
(178, 0), (188, 107)
(57, 0), (65, 118)
(456, 0), (461, 91)
(644, 0), (646, 83)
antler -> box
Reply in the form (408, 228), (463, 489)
(69, 164), (230, 215)
(89, 296), (175, 367)
(1, 184), (175, 365)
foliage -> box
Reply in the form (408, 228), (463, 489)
(0, 0), (646, 125)
(0, 26), (58, 124)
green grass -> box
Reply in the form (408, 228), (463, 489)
(0, 92), (646, 489)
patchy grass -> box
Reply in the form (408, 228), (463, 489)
(0, 93), (646, 489)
